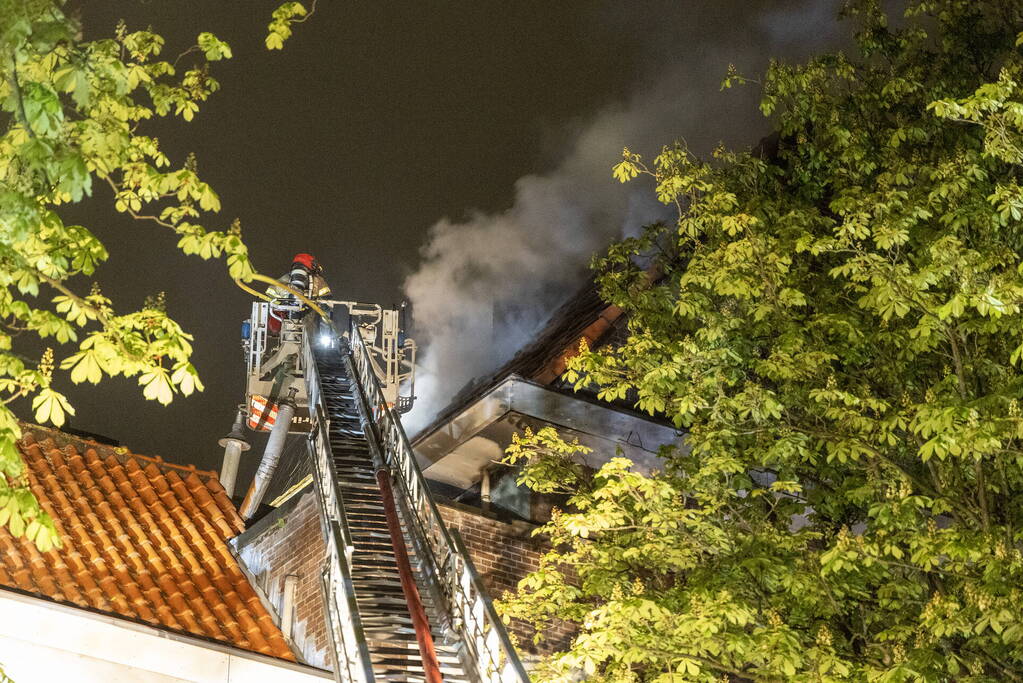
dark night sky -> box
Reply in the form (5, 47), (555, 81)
(27, 1), (842, 485)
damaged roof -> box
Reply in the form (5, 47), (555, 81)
(0, 424), (295, 661)
(491, 278), (621, 384)
(412, 277), (631, 442)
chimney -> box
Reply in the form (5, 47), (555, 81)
(480, 467), (492, 513)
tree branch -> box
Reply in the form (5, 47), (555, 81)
(34, 271), (110, 327)
(8, 52), (38, 140)
(291, 0), (320, 24)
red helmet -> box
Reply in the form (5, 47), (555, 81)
(292, 253), (319, 272)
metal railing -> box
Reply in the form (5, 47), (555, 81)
(348, 321), (531, 683)
(303, 322), (376, 683)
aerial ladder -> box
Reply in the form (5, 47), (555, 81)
(230, 255), (530, 683)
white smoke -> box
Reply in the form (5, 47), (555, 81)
(402, 1), (844, 434)
(401, 66), (737, 434)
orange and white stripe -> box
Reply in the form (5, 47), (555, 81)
(247, 395), (278, 431)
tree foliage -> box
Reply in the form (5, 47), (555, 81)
(499, 1), (1023, 680)
(0, 1), (262, 551)
(266, 1), (318, 51)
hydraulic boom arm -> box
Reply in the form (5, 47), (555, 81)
(231, 260), (529, 682)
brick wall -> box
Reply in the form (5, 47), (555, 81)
(438, 501), (576, 654)
(233, 489), (574, 670)
(233, 491), (331, 669)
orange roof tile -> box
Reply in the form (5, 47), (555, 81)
(0, 424), (295, 661)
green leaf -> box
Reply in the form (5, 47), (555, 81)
(612, 160), (639, 183)
(63, 350), (104, 384)
(265, 32), (285, 50)
(171, 362), (203, 396)
(31, 389), (75, 427)
(139, 368), (175, 405)
(197, 32), (233, 61)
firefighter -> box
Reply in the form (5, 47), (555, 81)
(267, 253), (331, 334)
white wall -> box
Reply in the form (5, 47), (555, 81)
(0, 590), (331, 683)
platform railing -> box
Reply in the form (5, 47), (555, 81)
(303, 324), (376, 683)
(348, 321), (531, 683)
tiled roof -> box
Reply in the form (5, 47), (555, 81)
(0, 424), (295, 661)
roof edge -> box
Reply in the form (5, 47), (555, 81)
(0, 585), (323, 675)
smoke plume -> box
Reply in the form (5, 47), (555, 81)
(403, 1), (843, 433)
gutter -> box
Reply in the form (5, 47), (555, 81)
(412, 374), (683, 472)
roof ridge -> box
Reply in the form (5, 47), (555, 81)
(18, 422), (222, 482)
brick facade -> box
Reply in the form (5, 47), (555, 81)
(437, 501), (576, 654)
(233, 488), (573, 672)
(232, 491), (331, 668)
